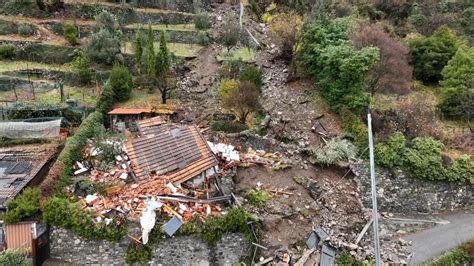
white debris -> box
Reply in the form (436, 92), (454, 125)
(119, 173), (128, 180)
(85, 194), (99, 205)
(140, 198), (162, 245)
(207, 142), (240, 161)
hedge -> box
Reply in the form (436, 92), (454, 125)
(43, 197), (127, 242)
(375, 133), (473, 182)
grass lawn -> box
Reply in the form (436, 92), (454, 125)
(124, 23), (198, 32)
(115, 89), (178, 112)
(0, 60), (69, 73)
(122, 42), (203, 58)
(217, 47), (256, 63)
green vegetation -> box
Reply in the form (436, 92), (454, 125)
(125, 23), (197, 32)
(408, 26), (464, 84)
(69, 49), (92, 85)
(43, 197), (127, 242)
(335, 251), (371, 266)
(221, 12), (240, 52)
(18, 23), (36, 37)
(0, 249), (29, 266)
(222, 81), (261, 123)
(0, 44), (16, 59)
(437, 46), (473, 122)
(2, 188), (41, 224)
(239, 65), (263, 90)
(84, 11), (121, 64)
(375, 132), (473, 182)
(179, 208), (256, 244)
(217, 48), (256, 63)
(211, 121), (249, 133)
(109, 63), (133, 102)
(124, 227), (163, 263)
(245, 189), (269, 208)
(299, 16), (379, 115)
(194, 12), (210, 30)
(426, 240), (474, 266)
(311, 138), (357, 166)
(64, 22), (78, 45)
(123, 42), (203, 58)
(218, 79), (238, 98)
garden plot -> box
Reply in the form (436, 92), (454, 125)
(122, 42), (203, 58)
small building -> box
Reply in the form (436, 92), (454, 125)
(0, 145), (57, 209)
(108, 108), (175, 132)
(125, 117), (218, 185)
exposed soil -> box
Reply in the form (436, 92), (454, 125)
(234, 164), (364, 259)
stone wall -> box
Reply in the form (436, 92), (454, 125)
(352, 163), (474, 214)
(50, 224), (248, 265)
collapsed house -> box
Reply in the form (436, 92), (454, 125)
(108, 108), (175, 132)
(125, 117), (219, 186)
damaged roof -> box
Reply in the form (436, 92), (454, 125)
(108, 108), (175, 115)
(125, 121), (218, 184)
(0, 145), (56, 207)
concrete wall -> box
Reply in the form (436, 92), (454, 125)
(49, 224), (248, 265)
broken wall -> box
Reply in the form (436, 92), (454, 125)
(49, 224), (248, 265)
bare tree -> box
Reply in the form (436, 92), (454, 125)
(222, 81), (261, 123)
(351, 22), (412, 96)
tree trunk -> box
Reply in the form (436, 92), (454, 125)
(161, 88), (167, 104)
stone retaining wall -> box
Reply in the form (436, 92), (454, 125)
(49, 224), (248, 265)
(352, 163), (474, 214)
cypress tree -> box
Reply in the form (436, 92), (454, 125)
(146, 24), (156, 80)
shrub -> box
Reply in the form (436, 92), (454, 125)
(109, 63), (133, 102)
(211, 121), (248, 133)
(64, 22), (78, 45)
(222, 81), (261, 123)
(0, 249), (28, 266)
(194, 12), (210, 30)
(311, 138), (357, 166)
(437, 87), (473, 121)
(299, 16), (379, 115)
(219, 58), (244, 79)
(375, 132), (406, 168)
(199, 208), (255, 244)
(248, 0), (261, 16)
(441, 46), (474, 89)
(197, 31), (210, 46)
(335, 251), (371, 266)
(124, 227), (162, 263)
(218, 79), (238, 98)
(408, 26), (464, 84)
(239, 65), (262, 90)
(245, 189), (269, 208)
(43, 197), (127, 242)
(221, 13), (240, 52)
(84, 11), (121, 64)
(2, 187), (40, 224)
(268, 12), (302, 62)
(0, 44), (16, 59)
(377, 133), (473, 182)
(18, 23), (36, 36)
(341, 109), (368, 151)
(428, 245), (474, 266)
(69, 49), (92, 85)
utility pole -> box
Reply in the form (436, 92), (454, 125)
(368, 112), (381, 266)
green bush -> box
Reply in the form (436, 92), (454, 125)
(408, 26), (464, 84)
(218, 79), (238, 98)
(219, 58), (244, 79)
(428, 245), (474, 266)
(194, 12), (210, 30)
(197, 31), (210, 46)
(18, 23), (36, 36)
(0, 249), (29, 266)
(245, 189), (269, 208)
(199, 208), (255, 244)
(341, 109), (368, 151)
(335, 251), (371, 266)
(69, 49), (92, 85)
(84, 11), (121, 64)
(109, 63), (133, 102)
(299, 16), (378, 114)
(43, 197), (127, 242)
(239, 65), (263, 89)
(124, 227), (163, 263)
(375, 132), (406, 168)
(2, 188), (40, 224)
(311, 138), (357, 166)
(64, 22), (78, 45)
(96, 83), (115, 115)
(0, 44), (16, 59)
(376, 133), (473, 182)
(211, 121), (248, 133)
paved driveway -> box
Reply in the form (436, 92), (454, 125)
(403, 212), (474, 265)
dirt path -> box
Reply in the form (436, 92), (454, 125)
(177, 45), (221, 123)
